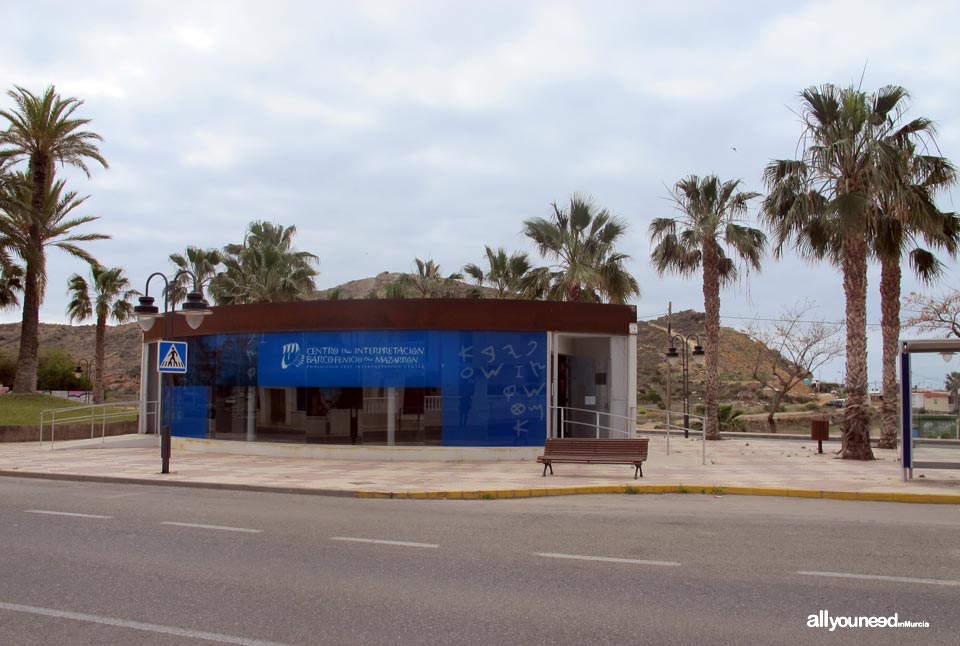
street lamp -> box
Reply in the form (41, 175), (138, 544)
(74, 358), (92, 402)
(666, 334), (705, 438)
(134, 271), (211, 474)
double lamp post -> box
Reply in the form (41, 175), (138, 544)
(133, 271), (211, 474)
(666, 334), (704, 438)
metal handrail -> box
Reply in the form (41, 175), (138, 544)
(550, 405), (635, 439)
(40, 400), (155, 449)
(663, 407), (707, 464)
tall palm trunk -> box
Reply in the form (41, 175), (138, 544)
(702, 237), (721, 440)
(12, 155), (51, 393)
(12, 261), (40, 392)
(94, 313), (107, 404)
(840, 235), (875, 459)
(878, 255), (901, 449)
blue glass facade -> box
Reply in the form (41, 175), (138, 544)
(165, 330), (547, 447)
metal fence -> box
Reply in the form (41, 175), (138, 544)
(552, 406), (636, 440)
(40, 400), (156, 449)
(663, 408), (707, 465)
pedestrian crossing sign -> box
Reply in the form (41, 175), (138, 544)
(158, 341), (188, 374)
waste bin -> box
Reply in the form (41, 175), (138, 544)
(811, 419), (829, 453)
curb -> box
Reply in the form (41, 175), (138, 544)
(356, 484), (960, 504)
(3, 470), (959, 504)
(0, 471), (356, 498)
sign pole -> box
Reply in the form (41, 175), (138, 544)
(157, 335), (188, 473)
(162, 313), (173, 474)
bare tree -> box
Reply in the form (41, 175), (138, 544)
(745, 301), (844, 430)
(904, 290), (960, 338)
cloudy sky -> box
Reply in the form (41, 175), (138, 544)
(3, 0), (958, 386)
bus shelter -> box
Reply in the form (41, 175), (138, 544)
(900, 338), (960, 480)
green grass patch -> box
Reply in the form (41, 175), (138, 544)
(624, 485), (639, 495)
(0, 394), (86, 426)
(0, 394), (137, 426)
(677, 485), (689, 494)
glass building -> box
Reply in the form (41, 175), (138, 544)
(139, 300), (637, 450)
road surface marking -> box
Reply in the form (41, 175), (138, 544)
(0, 601), (294, 646)
(162, 522), (262, 534)
(798, 571), (960, 587)
(330, 536), (439, 549)
(25, 510), (112, 519)
(534, 552), (681, 567)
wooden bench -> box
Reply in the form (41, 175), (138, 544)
(537, 438), (649, 479)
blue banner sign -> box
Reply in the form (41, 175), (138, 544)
(258, 331), (439, 387)
(170, 330), (547, 446)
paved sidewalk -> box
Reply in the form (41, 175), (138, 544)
(1, 434), (959, 502)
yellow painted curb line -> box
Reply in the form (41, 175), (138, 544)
(353, 484), (960, 504)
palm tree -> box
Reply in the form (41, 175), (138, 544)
(874, 138), (958, 449)
(0, 174), (107, 391)
(0, 85), (107, 393)
(167, 246), (222, 306)
(0, 158), (23, 309)
(404, 258), (463, 298)
(66, 266), (137, 403)
(0, 227), (23, 309)
(763, 84), (924, 460)
(0, 262), (23, 308)
(650, 175), (764, 440)
(522, 194), (639, 304)
(463, 246), (533, 298)
(717, 404), (746, 433)
(209, 221), (317, 305)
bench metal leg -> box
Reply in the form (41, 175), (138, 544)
(542, 462), (553, 476)
(634, 463), (643, 479)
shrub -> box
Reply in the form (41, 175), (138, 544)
(1, 349), (88, 390)
(37, 350), (84, 391)
(718, 404), (746, 433)
(0, 351), (15, 387)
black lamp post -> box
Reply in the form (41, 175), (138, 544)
(74, 358), (92, 401)
(666, 334), (705, 438)
(133, 271), (211, 474)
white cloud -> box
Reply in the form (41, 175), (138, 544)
(180, 130), (261, 169)
(174, 25), (218, 51)
(251, 93), (379, 129)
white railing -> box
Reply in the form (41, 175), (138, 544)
(551, 405), (635, 439)
(40, 400), (155, 449)
(664, 408), (707, 465)
(362, 396), (397, 414)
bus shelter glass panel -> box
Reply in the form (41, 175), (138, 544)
(905, 349), (960, 470)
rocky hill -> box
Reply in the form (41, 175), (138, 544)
(0, 322), (143, 399)
(314, 271), (496, 300)
(636, 309), (811, 407)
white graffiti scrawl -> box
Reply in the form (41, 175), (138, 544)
(458, 336), (545, 443)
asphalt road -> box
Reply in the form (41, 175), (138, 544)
(1, 477), (958, 645)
